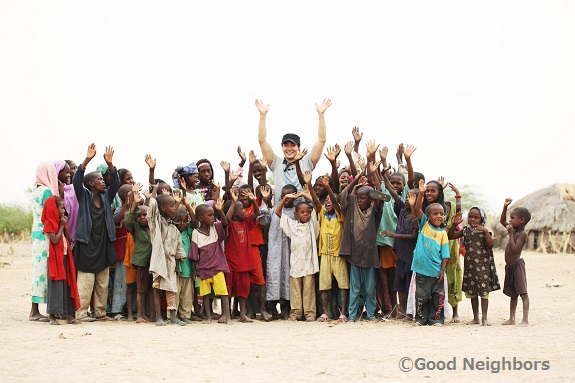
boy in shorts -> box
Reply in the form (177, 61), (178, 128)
(189, 200), (231, 324)
(500, 198), (530, 326)
(307, 172), (348, 323)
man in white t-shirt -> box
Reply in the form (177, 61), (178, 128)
(255, 98), (332, 206)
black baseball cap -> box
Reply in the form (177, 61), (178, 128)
(281, 133), (300, 146)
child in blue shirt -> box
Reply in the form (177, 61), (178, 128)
(411, 179), (450, 326)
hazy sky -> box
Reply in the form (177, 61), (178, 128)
(1, 1), (574, 213)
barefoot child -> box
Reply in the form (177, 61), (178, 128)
(380, 189), (418, 320)
(173, 195), (197, 324)
(308, 172), (348, 323)
(339, 165), (385, 322)
(73, 144), (119, 322)
(148, 191), (188, 326)
(448, 206), (500, 326)
(276, 189), (320, 321)
(223, 188), (260, 323)
(42, 196), (81, 324)
(410, 179), (450, 326)
(266, 184), (298, 319)
(125, 187), (153, 324)
(236, 184), (272, 322)
(189, 200), (232, 324)
(500, 198), (531, 326)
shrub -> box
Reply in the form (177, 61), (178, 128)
(0, 204), (33, 236)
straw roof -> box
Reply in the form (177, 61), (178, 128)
(511, 184), (575, 233)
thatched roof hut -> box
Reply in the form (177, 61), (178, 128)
(504, 184), (575, 253)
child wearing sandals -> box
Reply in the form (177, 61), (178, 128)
(307, 172), (348, 323)
(42, 196), (81, 324)
(276, 189), (320, 322)
(189, 200), (232, 324)
(448, 206), (500, 326)
(410, 179), (450, 326)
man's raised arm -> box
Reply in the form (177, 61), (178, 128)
(309, 98), (332, 166)
(256, 99), (275, 165)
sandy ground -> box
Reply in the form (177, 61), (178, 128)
(0, 242), (573, 383)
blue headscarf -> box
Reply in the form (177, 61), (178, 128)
(173, 162), (198, 189)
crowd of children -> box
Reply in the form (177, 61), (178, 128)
(29, 99), (531, 327)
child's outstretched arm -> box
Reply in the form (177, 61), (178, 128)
(185, 200), (197, 227)
(237, 146), (246, 169)
(80, 142), (96, 172)
(245, 189), (260, 218)
(145, 154), (156, 187)
(352, 126), (363, 153)
(322, 174), (341, 216)
(293, 148), (309, 187)
(130, 185), (142, 213)
(220, 161), (233, 200)
(74, 143), (96, 197)
(324, 144), (341, 193)
(258, 158), (268, 186)
(226, 189), (238, 223)
(403, 144), (416, 189)
(305, 171), (322, 213)
(275, 192), (298, 218)
(247, 150), (256, 187)
(447, 211), (464, 240)
(382, 170), (401, 202)
(415, 179), (427, 220)
(379, 146), (389, 178)
(344, 140), (358, 179)
(309, 99), (332, 166)
(447, 182), (462, 213)
(103, 146), (120, 201)
(259, 185), (273, 208)
(346, 167), (366, 196)
(500, 198), (512, 227)
(255, 99), (275, 165)
(214, 197), (228, 226)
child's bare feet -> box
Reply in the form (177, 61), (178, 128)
(238, 316), (253, 323)
(481, 317), (490, 326)
(49, 315), (60, 325)
(502, 319), (515, 325)
(135, 317), (149, 324)
(467, 318), (480, 325)
(260, 310), (272, 322)
(202, 317), (212, 324)
(517, 321), (529, 327)
(451, 315), (460, 323)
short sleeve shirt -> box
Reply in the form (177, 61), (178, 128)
(411, 214), (450, 277)
(270, 153), (314, 206)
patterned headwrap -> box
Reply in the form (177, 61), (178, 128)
(468, 205), (487, 226)
(173, 162), (198, 188)
(95, 163), (110, 176)
(35, 161), (59, 196)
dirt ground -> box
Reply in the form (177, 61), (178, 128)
(0, 242), (573, 382)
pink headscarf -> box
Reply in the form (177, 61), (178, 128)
(35, 161), (59, 196)
(53, 159), (79, 243)
(53, 159), (66, 174)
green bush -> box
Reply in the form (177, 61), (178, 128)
(0, 204), (33, 235)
